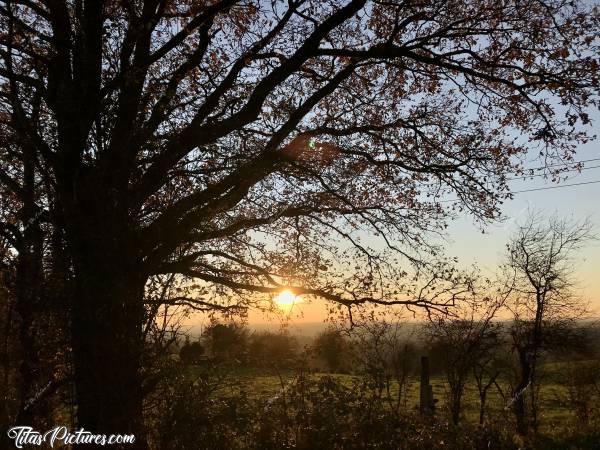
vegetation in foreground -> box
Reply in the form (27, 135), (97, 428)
(138, 213), (600, 449)
(141, 316), (600, 450)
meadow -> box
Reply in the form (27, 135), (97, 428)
(194, 367), (576, 431)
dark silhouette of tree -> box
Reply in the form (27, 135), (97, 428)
(314, 329), (348, 373)
(472, 340), (505, 426)
(0, 244), (15, 449)
(504, 212), (596, 435)
(203, 322), (248, 362)
(426, 293), (504, 425)
(179, 338), (205, 365)
(248, 331), (298, 369)
(351, 320), (418, 415)
(0, 129), (69, 433)
(0, 0), (598, 445)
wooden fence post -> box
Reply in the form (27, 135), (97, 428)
(419, 356), (435, 417)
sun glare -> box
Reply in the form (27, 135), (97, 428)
(274, 290), (299, 308)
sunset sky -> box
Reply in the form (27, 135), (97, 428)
(249, 140), (600, 327)
(188, 124), (600, 331)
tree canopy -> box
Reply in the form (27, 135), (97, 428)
(1, 0), (597, 311)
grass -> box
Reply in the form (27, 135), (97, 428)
(189, 365), (583, 435)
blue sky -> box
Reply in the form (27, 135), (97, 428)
(446, 138), (600, 310)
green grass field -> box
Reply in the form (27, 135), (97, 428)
(192, 364), (583, 435)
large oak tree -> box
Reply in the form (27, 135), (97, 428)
(0, 0), (598, 447)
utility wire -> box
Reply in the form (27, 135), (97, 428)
(438, 179), (600, 203)
(415, 157), (600, 188)
(507, 164), (600, 181)
(508, 179), (600, 194)
(520, 157), (600, 171)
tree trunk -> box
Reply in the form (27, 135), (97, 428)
(0, 286), (13, 450)
(419, 356), (433, 417)
(514, 350), (531, 436)
(530, 380), (539, 433)
(68, 211), (148, 449)
(476, 371), (500, 427)
(71, 267), (146, 448)
(478, 393), (486, 426)
(15, 222), (44, 426)
(449, 382), (463, 425)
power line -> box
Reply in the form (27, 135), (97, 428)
(438, 179), (600, 203)
(506, 166), (600, 181)
(418, 157), (600, 188)
(520, 157), (600, 172)
(506, 164), (600, 181)
(509, 179), (600, 194)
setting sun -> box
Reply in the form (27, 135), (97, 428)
(273, 290), (299, 308)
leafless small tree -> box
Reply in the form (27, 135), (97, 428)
(426, 289), (505, 425)
(350, 319), (417, 415)
(473, 354), (503, 426)
(503, 211), (596, 435)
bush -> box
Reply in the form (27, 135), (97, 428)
(179, 341), (205, 365)
(148, 369), (520, 450)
